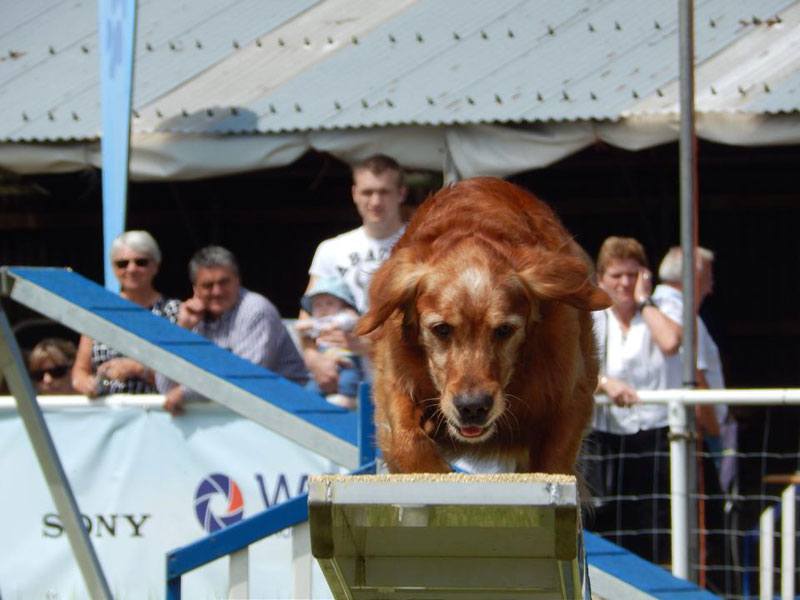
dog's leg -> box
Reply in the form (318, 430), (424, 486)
(377, 390), (451, 473)
(532, 432), (584, 475)
(527, 399), (593, 476)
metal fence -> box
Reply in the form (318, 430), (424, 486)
(584, 389), (800, 600)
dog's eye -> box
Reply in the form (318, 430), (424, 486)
(493, 324), (515, 340)
(431, 323), (453, 339)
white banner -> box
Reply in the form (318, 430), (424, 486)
(0, 400), (338, 598)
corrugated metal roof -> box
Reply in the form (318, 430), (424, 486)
(0, 0), (320, 141)
(628, 1), (800, 116)
(1, 0), (799, 142)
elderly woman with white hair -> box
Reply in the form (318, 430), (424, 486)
(71, 230), (180, 396)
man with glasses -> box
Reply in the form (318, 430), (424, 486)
(158, 245), (308, 415)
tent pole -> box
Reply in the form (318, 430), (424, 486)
(677, 0), (699, 583)
(443, 137), (461, 184)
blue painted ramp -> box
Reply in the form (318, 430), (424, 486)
(585, 532), (720, 599)
(2, 266), (359, 468)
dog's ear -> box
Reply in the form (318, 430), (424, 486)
(519, 248), (611, 311)
(356, 247), (427, 336)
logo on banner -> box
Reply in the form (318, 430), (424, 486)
(194, 473), (244, 532)
(42, 513), (150, 538)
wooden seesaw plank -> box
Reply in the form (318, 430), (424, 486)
(308, 473), (584, 600)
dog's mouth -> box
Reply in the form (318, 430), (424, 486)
(448, 421), (497, 443)
(459, 425), (486, 438)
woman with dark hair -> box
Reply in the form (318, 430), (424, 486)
(28, 338), (77, 395)
(71, 231), (179, 396)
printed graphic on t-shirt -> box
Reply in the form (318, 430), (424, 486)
(338, 245), (395, 296)
(311, 226), (405, 312)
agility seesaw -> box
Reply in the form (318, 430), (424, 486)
(308, 472), (587, 599)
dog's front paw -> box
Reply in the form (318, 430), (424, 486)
(388, 454), (451, 474)
(384, 430), (451, 474)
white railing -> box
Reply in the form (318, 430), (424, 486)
(760, 484), (797, 600)
(608, 388), (800, 405)
(0, 393), (167, 410)
(596, 388), (800, 591)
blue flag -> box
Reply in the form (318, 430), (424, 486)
(98, 0), (137, 291)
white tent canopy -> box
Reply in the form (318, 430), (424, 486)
(2, 112), (799, 181)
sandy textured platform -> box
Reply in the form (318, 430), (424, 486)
(310, 472), (575, 485)
(308, 471), (578, 510)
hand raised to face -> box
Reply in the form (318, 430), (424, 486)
(177, 296), (207, 329)
(634, 268), (653, 304)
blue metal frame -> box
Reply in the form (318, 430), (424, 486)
(165, 385), (377, 599)
(167, 494), (308, 585)
(165, 460), (376, 599)
(358, 381), (376, 467)
(164, 376), (724, 599)
(585, 532), (721, 598)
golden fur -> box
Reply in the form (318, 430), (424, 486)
(357, 177), (611, 475)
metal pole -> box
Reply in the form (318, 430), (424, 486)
(678, 0), (699, 582)
(291, 520), (313, 599)
(228, 547), (249, 599)
(443, 139), (461, 185)
(358, 381), (376, 467)
(669, 400), (690, 579)
(781, 485), (795, 600)
(0, 304), (112, 600)
(760, 506), (775, 600)
(679, 0), (697, 387)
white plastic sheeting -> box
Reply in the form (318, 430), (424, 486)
(3, 113), (800, 181)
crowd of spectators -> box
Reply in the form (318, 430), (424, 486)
(584, 237), (728, 586)
(12, 154), (743, 589)
(17, 154), (407, 411)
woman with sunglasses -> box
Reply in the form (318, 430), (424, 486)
(28, 338), (77, 395)
(71, 230), (180, 396)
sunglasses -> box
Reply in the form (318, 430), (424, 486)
(114, 258), (151, 269)
(30, 364), (71, 382)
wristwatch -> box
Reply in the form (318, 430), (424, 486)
(637, 296), (657, 311)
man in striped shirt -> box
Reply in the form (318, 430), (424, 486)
(159, 246), (308, 415)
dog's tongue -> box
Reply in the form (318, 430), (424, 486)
(460, 426), (485, 438)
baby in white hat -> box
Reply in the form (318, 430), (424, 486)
(296, 277), (363, 409)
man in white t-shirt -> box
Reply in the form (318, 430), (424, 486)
(302, 154), (407, 394)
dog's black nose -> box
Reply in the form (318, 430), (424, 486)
(453, 392), (493, 425)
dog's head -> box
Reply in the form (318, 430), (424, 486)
(358, 235), (609, 444)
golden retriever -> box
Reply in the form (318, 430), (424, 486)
(356, 177), (610, 475)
